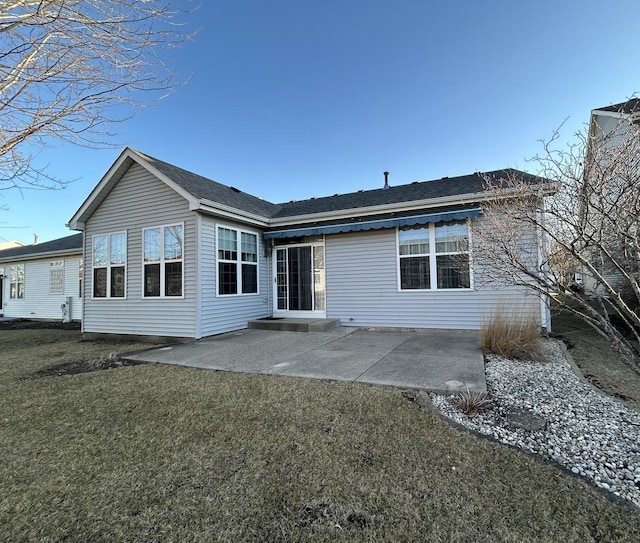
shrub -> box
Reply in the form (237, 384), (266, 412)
(481, 305), (546, 361)
(452, 388), (491, 416)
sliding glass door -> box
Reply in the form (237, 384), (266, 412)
(274, 243), (325, 316)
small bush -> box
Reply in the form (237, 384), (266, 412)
(481, 306), (546, 361)
(452, 388), (491, 416)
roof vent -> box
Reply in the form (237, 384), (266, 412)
(383, 171), (389, 190)
(230, 186), (241, 193)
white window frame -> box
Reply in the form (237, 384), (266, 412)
(9, 264), (24, 299)
(49, 260), (64, 294)
(396, 221), (473, 291)
(92, 231), (127, 299)
(216, 224), (260, 297)
(142, 223), (185, 298)
(78, 259), (83, 298)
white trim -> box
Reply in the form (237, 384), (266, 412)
(272, 241), (327, 317)
(215, 222), (260, 297)
(195, 200), (270, 227)
(141, 222), (185, 299)
(68, 148), (200, 230)
(0, 249), (82, 264)
(396, 221), (473, 292)
(8, 263), (24, 300)
(91, 231), (127, 299)
(195, 214), (203, 339)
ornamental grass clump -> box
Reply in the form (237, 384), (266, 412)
(452, 388), (492, 416)
(481, 305), (546, 361)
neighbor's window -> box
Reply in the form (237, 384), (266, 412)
(78, 259), (83, 298)
(9, 264), (24, 299)
(49, 261), (64, 294)
(143, 224), (184, 297)
(93, 232), (126, 298)
(398, 221), (470, 290)
(217, 226), (258, 295)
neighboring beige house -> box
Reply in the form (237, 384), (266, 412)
(66, 147), (553, 339)
(0, 240), (25, 251)
(0, 234), (83, 320)
(577, 98), (640, 296)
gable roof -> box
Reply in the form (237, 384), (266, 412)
(272, 169), (542, 219)
(140, 152), (281, 218)
(593, 98), (640, 115)
(68, 147), (549, 230)
(0, 233), (82, 263)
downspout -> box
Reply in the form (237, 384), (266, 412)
(537, 198), (552, 332)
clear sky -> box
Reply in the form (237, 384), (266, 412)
(2, 0), (638, 243)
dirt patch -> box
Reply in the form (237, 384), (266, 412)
(1, 319), (81, 331)
(28, 353), (148, 378)
(297, 499), (382, 531)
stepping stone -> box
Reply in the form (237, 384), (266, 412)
(504, 407), (547, 432)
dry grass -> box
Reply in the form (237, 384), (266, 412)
(552, 306), (640, 408)
(481, 306), (546, 361)
(1, 328), (639, 542)
(453, 388), (492, 416)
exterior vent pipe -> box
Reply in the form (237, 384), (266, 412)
(383, 171), (389, 190)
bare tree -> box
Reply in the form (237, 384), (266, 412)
(0, 0), (195, 190)
(474, 108), (640, 371)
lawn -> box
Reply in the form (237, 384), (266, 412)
(551, 308), (640, 408)
(1, 328), (639, 542)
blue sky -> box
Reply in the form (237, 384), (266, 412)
(2, 0), (638, 243)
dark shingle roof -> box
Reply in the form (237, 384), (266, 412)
(0, 233), (82, 262)
(138, 152), (281, 218)
(595, 98), (640, 115)
(128, 150), (544, 221)
(272, 169), (541, 218)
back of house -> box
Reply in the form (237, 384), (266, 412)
(65, 148), (551, 339)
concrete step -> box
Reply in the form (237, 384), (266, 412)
(248, 318), (339, 332)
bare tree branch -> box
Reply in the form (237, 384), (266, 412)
(474, 105), (640, 372)
(0, 0), (196, 189)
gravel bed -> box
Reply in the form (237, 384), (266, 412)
(430, 340), (640, 508)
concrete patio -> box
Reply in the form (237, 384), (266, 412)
(124, 327), (486, 394)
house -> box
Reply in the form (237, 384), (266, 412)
(67, 148), (552, 339)
(577, 98), (640, 297)
(0, 240), (25, 251)
(0, 234), (83, 320)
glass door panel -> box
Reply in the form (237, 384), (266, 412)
(274, 244), (325, 313)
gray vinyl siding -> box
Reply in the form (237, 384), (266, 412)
(325, 226), (541, 330)
(199, 216), (269, 336)
(82, 163), (197, 337)
(2, 257), (82, 320)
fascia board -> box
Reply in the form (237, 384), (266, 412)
(67, 148), (200, 229)
(591, 109), (624, 120)
(268, 185), (556, 228)
(194, 200), (270, 227)
(268, 192), (498, 227)
(0, 249), (83, 264)
(67, 148), (135, 229)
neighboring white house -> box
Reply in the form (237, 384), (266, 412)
(66, 147), (553, 339)
(0, 234), (83, 321)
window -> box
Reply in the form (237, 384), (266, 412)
(49, 261), (64, 294)
(79, 259), (83, 298)
(398, 221), (471, 290)
(217, 226), (258, 295)
(143, 224), (183, 297)
(9, 264), (24, 299)
(93, 232), (126, 298)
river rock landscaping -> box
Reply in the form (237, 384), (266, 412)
(430, 340), (640, 509)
